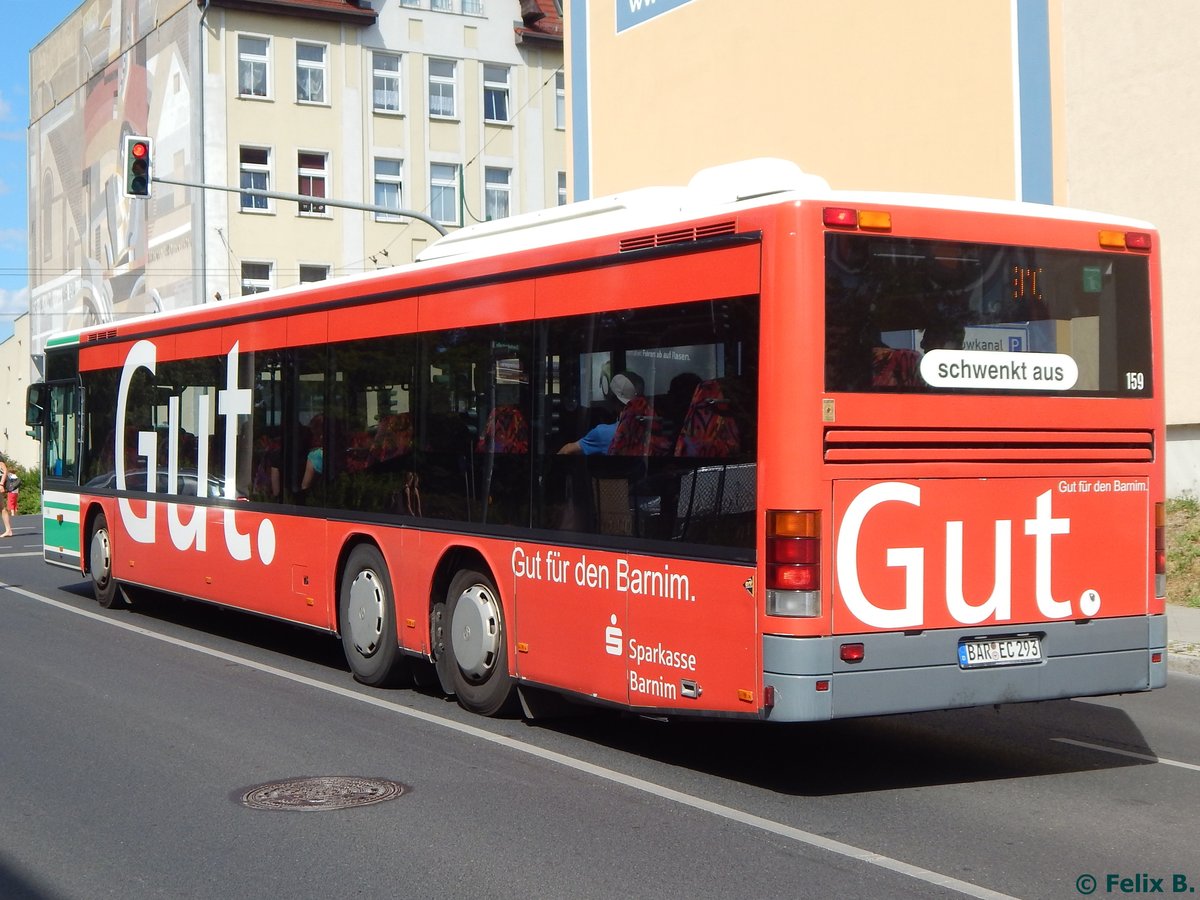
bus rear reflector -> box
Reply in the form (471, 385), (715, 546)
(1155, 501), (1166, 599)
(840, 643), (865, 663)
(766, 509), (820, 617)
(1126, 231), (1153, 251)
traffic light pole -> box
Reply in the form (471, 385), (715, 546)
(151, 174), (448, 236)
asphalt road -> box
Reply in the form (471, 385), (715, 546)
(1, 515), (1197, 900)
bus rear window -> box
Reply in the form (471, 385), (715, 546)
(824, 233), (1153, 396)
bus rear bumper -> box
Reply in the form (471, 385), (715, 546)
(762, 614), (1167, 722)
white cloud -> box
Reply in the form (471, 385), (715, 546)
(0, 285), (29, 318)
(0, 228), (23, 251)
(0, 89), (10, 122)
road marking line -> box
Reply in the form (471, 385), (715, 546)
(0, 551), (47, 557)
(4, 583), (1016, 900)
(1052, 738), (1200, 771)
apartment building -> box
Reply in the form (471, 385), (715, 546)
(27, 0), (564, 366)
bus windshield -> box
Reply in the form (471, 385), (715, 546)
(824, 233), (1153, 396)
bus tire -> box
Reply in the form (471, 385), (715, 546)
(339, 544), (407, 688)
(88, 513), (125, 609)
(445, 568), (516, 716)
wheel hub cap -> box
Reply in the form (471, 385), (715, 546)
(451, 584), (500, 680)
(347, 569), (384, 656)
(90, 529), (111, 588)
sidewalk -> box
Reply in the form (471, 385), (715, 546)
(1168, 603), (1200, 676)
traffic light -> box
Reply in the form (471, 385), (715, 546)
(123, 135), (152, 198)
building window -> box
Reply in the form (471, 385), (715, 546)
(373, 52), (401, 113)
(239, 146), (271, 211)
(429, 59), (456, 118)
(238, 36), (270, 98)
(298, 152), (328, 215)
(299, 265), (330, 283)
(241, 261), (273, 295)
(430, 163), (460, 226)
(557, 171), (567, 207)
(462, 0), (485, 14)
(431, 0), (452, 10)
(400, 0), (420, 6)
(297, 42), (327, 104)
(374, 158), (404, 221)
(555, 71), (565, 129)
(484, 167), (510, 221)
(483, 65), (510, 123)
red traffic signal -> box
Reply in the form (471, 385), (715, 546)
(124, 135), (152, 198)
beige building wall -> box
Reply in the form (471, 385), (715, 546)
(573, 0), (1020, 200)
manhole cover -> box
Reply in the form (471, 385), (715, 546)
(240, 776), (408, 811)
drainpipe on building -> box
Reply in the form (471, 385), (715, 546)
(198, 0), (209, 304)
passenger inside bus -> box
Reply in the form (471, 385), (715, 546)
(300, 414), (324, 491)
(558, 371), (643, 456)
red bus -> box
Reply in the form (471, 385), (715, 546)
(27, 158), (1167, 720)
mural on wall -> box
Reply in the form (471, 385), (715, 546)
(28, 0), (196, 369)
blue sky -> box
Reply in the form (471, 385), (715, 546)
(0, 1), (85, 341)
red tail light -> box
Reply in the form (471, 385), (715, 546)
(766, 510), (821, 617)
(766, 512), (820, 592)
(823, 207), (857, 228)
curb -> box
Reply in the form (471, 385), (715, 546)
(1168, 642), (1200, 676)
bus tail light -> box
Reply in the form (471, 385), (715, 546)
(766, 510), (820, 617)
(822, 207), (893, 232)
(1155, 501), (1166, 599)
(823, 207), (857, 228)
(1099, 229), (1153, 251)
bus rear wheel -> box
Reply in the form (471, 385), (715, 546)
(339, 544), (407, 687)
(444, 569), (516, 716)
(88, 513), (125, 609)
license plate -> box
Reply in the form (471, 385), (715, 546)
(957, 636), (1042, 668)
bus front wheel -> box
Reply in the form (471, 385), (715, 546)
(444, 569), (516, 716)
(339, 544), (407, 687)
(88, 513), (124, 609)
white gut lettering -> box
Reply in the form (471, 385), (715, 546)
(116, 340), (158, 544)
(115, 339), (275, 564)
(218, 342), (253, 561)
(945, 519), (1012, 624)
(837, 482), (1073, 629)
(1024, 490), (1072, 619)
(836, 482), (923, 629)
(166, 394), (208, 552)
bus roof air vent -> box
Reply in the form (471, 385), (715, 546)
(619, 220), (736, 252)
(87, 329), (117, 342)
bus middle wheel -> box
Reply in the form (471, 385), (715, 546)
(445, 568), (516, 716)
